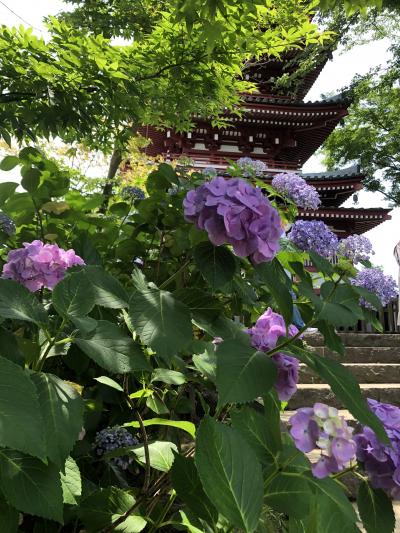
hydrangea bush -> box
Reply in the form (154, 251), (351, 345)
(272, 171), (321, 210)
(0, 149), (397, 532)
(288, 219), (339, 258)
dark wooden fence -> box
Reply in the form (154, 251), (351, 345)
(339, 299), (400, 334)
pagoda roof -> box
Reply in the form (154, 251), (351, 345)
(298, 207), (392, 234)
(301, 165), (362, 181)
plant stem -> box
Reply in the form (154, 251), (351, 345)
(148, 492), (176, 533)
(35, 318), (67, 371)
(159, 259), (190, 289)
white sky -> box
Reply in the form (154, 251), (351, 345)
(0, 1), (399, 278)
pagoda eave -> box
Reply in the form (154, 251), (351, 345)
(298, 208), (392, 235)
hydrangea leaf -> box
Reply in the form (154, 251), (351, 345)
(0, 494), (19, 533)
(0, 450), (63, 523)
(60, 457), (82, 506)
(133, 441), (178, 472)
(52, 270), (95, 317)
(216, 336), (277, 407)
(0, 279), (48, 325)
(30, 372), (84, 468)
(357, 481), (395, 533)
(195, 417), (263, 532)
(84, 266), (128, 309)
(193, 242), (237, 290)
(75, 320), (151, 374)
(79, 486), (146, 532)
(170, 455), (218, 525)
(129, 289), (193, 363)
(125, 418), (195, 438)
(264, 471), (312, 519)
(255, 260), (293, 326)
(0, 327), (24, 366)
(0, 356), (47, 460)
(151, 368), (186, 385)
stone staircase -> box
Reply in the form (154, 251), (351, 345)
(289, 333), (400, 410)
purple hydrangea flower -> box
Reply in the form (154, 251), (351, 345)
(355, 399), (400, 499)
(287, 220), (338, 258)
(272, 172), (321, 210)
(236, 157), (267, 177)
(122, 186), (145, 200)
(351, 268), (398, 308)
(337, 235), (374, 264)
(0, 213), (16, 236)
(93, 426), (138, 470)
(289, 403), (356, 478)
(183, 177), (281, 264)
(247, 308), (300, 401)
(2, 240), (84, 292)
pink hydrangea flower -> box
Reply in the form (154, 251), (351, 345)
(2, 240), (84, 292)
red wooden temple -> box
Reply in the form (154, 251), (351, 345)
(140, 49), (391, 237)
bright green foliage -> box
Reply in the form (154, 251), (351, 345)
(357, 482), (396, 533)
(323, 45), (400, 205)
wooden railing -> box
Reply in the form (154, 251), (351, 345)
(339, 299), (400, 334)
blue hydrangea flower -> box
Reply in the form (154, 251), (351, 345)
(93, 426), (138, 470)
(121, 186), (145, 200)
(0, 213), (16, 236)
(272, 172), (321, 210)
(202, 167), (217, 178)
(236, 157), (267, 177)
(337, 234), (374, 264)
(287, 220), (338, 258)
(351, 267), (398, 308)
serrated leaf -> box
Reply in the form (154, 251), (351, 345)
(94, 376), (124, 392)
(76, 320), (150, 374)
(216, 336), (277, 406)
(30, 372), (84, 467)
(52, 270), (95, 317)
(0, 327), (24, 365)
(357, 481), (395, 533)
(0, 450), (63, 523)
(151, 368), (186, 385)
(0, 279), (48, 325)
(193, 242), (237, 289)
(80, 486), (146, 532)
(255, 260), (294, 326)
(60, 457), (82, 505)
(129, 289), (193, 362)
(0, 356), (46, 459)
(133, 441), (177, 472)
(125, 418), (195, 438)
(171, 455), (218, 524)
(85, 266), (128, 309)
(265, 471), (311, 518)
(195, 417), (263, 532)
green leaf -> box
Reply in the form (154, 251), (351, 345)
(0, 494), (19, 533)
(306, 474), (358, 522)
(0, 356), (46, 459)
(0, 182), (18, 206)
(60, 456), (82, 506)
(94, 376), (124, 392)
(0, 279), (48, 325)
(80, 486), (146, 532)
(255, 260), (294, 326)
(21, 167), (41, 192)
(195, 417), (263, 532)
(192, 343), (217, 382)
(151, 368), (186, 385)
(287, 345), (388, 444)
(265, 471), (311, 519)
(85, 266), (128, 308)
(0, 155), (19, 171)
(216, 336), (277, 407)
(129, 289), (193, 362)
(52, 270), (95, 317)
(352, 286), (382, 310)
(0, 450), (63, 523)
(30, 372), (84, 467)
(125, 418), (195, 438)
(193, 242), (237, 290)
(357, 481), (395, 533)
(133, 441), (178, 472)
(171, 455), (218, 525)
(309, 251), (334, 276)
(173, 288), (222, 320)
(316, 320), (345, 355)
(76, 320), (151, 374)
(0, 327), (24, 365)
(231, 398), (281, 465)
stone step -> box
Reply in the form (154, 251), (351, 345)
(308, 346), (400, 363)
(300, 363), (400, 384)
(305, 333), (400, 348)
(289, 383), (400, 410)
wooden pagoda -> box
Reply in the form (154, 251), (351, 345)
(140, 50), (391, 236)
